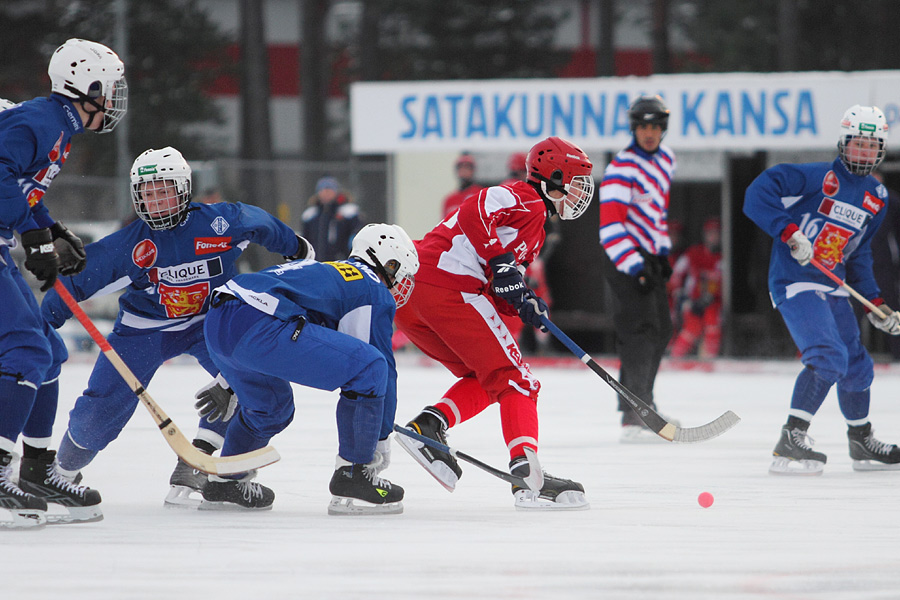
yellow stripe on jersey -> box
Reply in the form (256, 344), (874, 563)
(325, 261), (363, 282)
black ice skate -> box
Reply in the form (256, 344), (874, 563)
(848, 423), (900, 471)
(0, 452), (47, 529)
(164, 458), (209, 508)
(200, 472), (274, 511)
(509, 455), (589, 510)
(395, 407), (462, 491)
(769, 426), (827, 475)
(18, 450), (102, 523)
(328, 456), (404, 516)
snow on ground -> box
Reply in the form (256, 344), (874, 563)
(6, 354), (900, 600)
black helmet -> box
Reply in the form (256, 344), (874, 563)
(628, 95), (670, 132)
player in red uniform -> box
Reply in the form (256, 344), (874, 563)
(395, 137), (594, 510)
(669, 217), (723, 357)
(440, 152), (482, 218)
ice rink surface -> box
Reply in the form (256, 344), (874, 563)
(6, 354), (900, 600)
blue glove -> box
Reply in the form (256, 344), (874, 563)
(518, 290), (549, 331)
(488, 252), (526, 308)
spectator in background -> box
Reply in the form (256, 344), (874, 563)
(870, 171), (900, 360)
(300, 176), (364, 262)
(502, 152), (528, 186)
(669, 216), (723, 358)
(441, 152), (482, 217)
(199, 188), (223, 204)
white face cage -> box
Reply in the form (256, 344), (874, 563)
(546, 174), (595, 220)
(131, 178), (192, 230)
(839, 136), (886, 176)
(390, 271), (416, 308)
(96, 78), (128, 133)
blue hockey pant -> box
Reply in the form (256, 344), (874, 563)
(0, 246), (66, 451)
(63, 321), (224, 453)
(777, 291), (874, 420)
(204, 300), (387, 465)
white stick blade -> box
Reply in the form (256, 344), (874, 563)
(672, 411), (741, 443)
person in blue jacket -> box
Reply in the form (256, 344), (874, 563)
(200, 223), (418, 514)
(37, 147), (313, 520)
(0, 39), (126, 528)
(744, 105), (900, 476)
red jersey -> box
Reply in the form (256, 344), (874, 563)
(670, 243), (722, 302)
(416, 181), (548, 294)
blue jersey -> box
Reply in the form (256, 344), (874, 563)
(744, 157), (888, 305)
(219, 257), (398, 408)
(41, 202), (299, 333)
(0, 95), (84, 240)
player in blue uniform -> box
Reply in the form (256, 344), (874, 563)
(200, 223), (418, 514)
(36, 147), (313, 519)
(744, 105), (900, 475)
(0, 39), (126, 528)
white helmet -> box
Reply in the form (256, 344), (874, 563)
(350, 223), (420, 308)
(130, 147), (193, 230)
(48, 38), (127, 133)
(838, 105), (888, 176)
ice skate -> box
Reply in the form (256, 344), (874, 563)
(769, 426), (826, 475)
(18, 450), (102, 524)
(200, 471), (274, 511)
(619, 406), (680, 444)
(509, 456), (589, 511)
(164, 458), (209, 508)
(395, 407), (462, 491)
(0, 452), (48, 529)
(328, 456), (404, 516)
(848, 423), (900, 471)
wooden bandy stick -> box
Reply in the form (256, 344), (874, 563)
(52, 280), (280, 476)
(808, 257), (888, 319)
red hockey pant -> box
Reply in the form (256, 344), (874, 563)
(395, 281), (540, 459)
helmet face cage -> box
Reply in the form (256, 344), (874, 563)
(628, 95), (670, 134)
(838, 105), (888, 176)
(350, 224), (420, 307)
(130, 148), (192, 230)
(48, 39), (128, 133)
(557, 174), (595, 220)
(526, 137), (595, 220)
(97, 78), (128, 133)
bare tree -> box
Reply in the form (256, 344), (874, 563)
(596, 0), (616, 76)
(651, 0), (670, 73)
(301, 0), (329, 160)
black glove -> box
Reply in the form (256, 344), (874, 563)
(284, 234), (316, 262)
(518, 290), (549, 331)
(488, 252), (527, 308)
(659, 256), (673, 281)
(632, 269), (656, 294)
(194, 375), (238, 423)
(21, 228), (60, 292)
(50, 221), (87, 276)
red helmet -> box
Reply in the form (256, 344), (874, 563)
(507, 152), (527, 175)
(525, 137), (594, 220)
